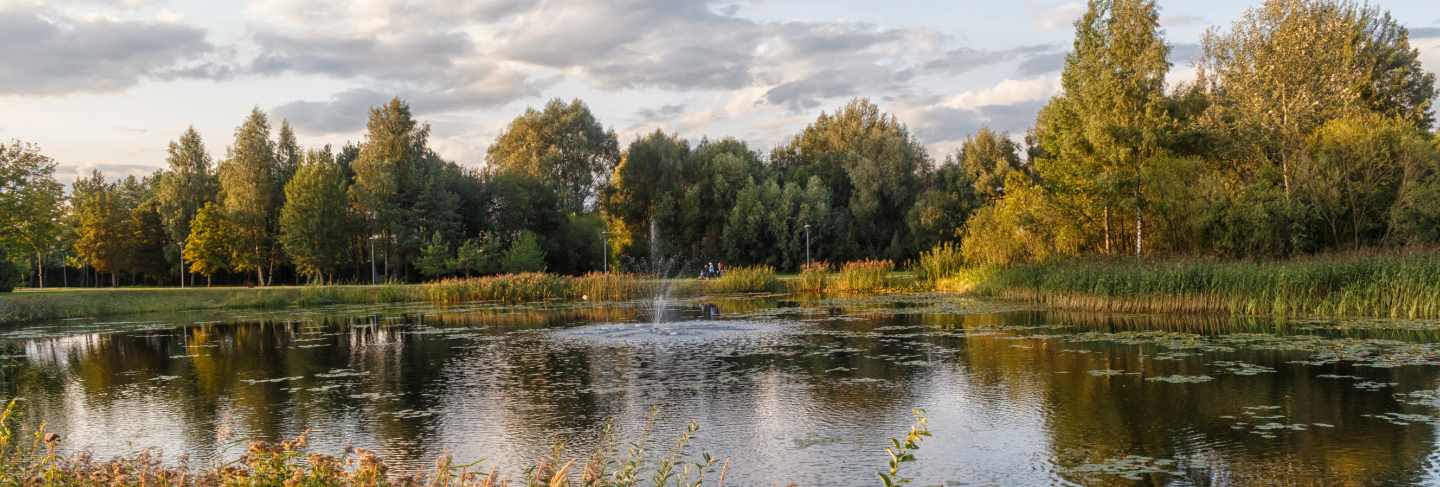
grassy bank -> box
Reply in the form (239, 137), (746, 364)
(0, 271), (798, 324)
(0, 400), (931, 486)
(940, 250), (1440, 319)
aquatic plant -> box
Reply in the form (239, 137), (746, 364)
(836, 260), (895, 293)
(959, 249), (1440, 319)
(793, 261), (831, 293)
(706, 265), (779, 293)
(878, 409), (931, 487)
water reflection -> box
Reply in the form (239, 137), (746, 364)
(1, 298), (1439, 485)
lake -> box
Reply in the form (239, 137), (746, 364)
(4, 294), (1440, 485)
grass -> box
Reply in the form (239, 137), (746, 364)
(915, 242), (964, 287)
(0, 400), (929, 486)
(943, 249), (1440, 319)
(835, 260), (896, 293)
(704, 265), (779, 293)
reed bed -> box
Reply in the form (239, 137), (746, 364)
(835, 260), (896, 293)
(964, 251), (1440, 319)
(916, 242), (965, 286)
(0, 400), (930, 486)
(705, 265), (780, 293)
(792, 261), (832, 293)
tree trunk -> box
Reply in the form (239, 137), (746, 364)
(111, 272), (117, 287)
(179, 249), (185, 288)
(1135, 214), (1142, 257)
(1103, 207), (1113, 255)
(257, 267), (265, 287)
(35, 252), (43, 289)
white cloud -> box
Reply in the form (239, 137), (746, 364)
(941, 76), (1061, 110)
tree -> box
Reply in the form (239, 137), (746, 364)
(218, 108), (278, 285)
(955, 128), (1024, 202)
(602, 130), (688, 262)
(415, 231), (454, 278)
(0, 247), (21, 292)
(487, 98), (620, 213)
(1032, 0), (1172, 256)
(155, 127), (216, 286)
(501, 231), (546, 273)
(280, 147), (355, 283)
(0, 140), (63, 288)
(72, 170), (129, 286)
(183, 202), (228, 286)
(772, 99), (930, 262)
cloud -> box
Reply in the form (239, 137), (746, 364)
(1412, 27), (1440, 39)
(0, 7), (221, 95)
(925, 44), (1058, 75)
(633, 104), (687, 124)
(1035, 2), (1084, 31)
(1161, 15), (1205, 27)
(272, 67), (546, 133)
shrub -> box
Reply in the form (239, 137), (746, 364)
(501, 231), (547, 273)
(835, 260), (894, 293)
(708, 265), (778, 293)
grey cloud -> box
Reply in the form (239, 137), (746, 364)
(763, 67), (909, 112)
(251, 31), (471, 82)
(1412, 27), (1440, 39)
(1014, 52), (1067, 77)
(272, 89), (390, 134)
(273, 68), (546, 134)
(914, 100), (1047, 144)
(0, 8), (218, 95)
(634, 104), (686, 124)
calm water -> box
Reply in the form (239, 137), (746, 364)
(5, 295), (1440, 485)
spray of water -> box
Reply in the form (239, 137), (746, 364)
(649, 218), (675, 326)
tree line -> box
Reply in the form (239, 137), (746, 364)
(1, 0), (1437, 290)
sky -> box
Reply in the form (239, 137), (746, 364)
(2, 0), (1439, 183)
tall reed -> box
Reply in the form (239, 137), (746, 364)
(706, 265), (779, 293)
(916, 242), (965, 285)
(793, 261), (832, 293)
(835, 260), (895, 293)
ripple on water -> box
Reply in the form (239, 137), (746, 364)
(547, 319), (793, 345)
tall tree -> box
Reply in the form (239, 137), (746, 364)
(1033, 0), (1172, 255)
(602, 130), (688, 262)
(956, 128), (1025, 202)
(0, 140), (63, 287)
(772, 99), (930, 261)
(71, 170), (127, 286)
(349, 98), (430, 280)
(155, 127), (216, 287)
(487, 98), (621, 213)
(218, 108), (278, 285)
(280, 147), (355, 283)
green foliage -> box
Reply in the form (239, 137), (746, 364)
(415, 231), (454, 278)
(502, 231), (547, 274)
(217, 107), (278, 284)
(183, 202), (229, 284)
(279, 148), (355, 283)
(487, 98), (621, 213)
(836, 260), (895, 293)
(155, 127), (216, 282)
(707, 265), (778, 293)
(879, 409), (931, 487)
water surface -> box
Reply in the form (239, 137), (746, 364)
(4, 295), (1440, 485)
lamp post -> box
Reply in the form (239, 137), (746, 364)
(804, 223), (811, 266)
(601, 229), (609, 273)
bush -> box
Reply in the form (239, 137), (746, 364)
(794, 261), (831, 293)
(708, 265), (778, 293)
(835, 260), (894, 293)
(916, 242), (964, 285)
